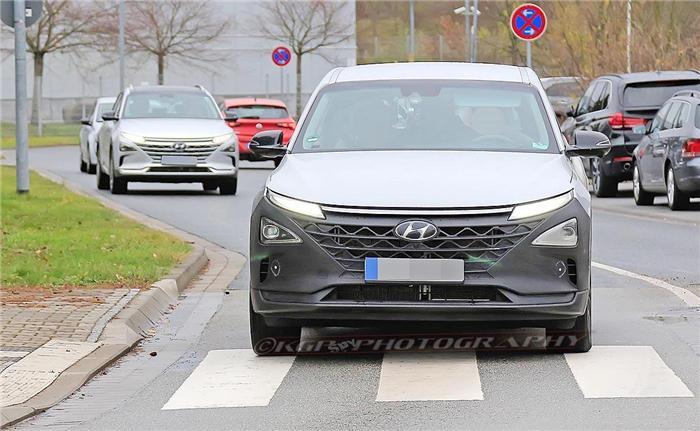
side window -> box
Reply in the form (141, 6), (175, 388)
(650, 103), (670, 132)
(674, 103), (688, 128)
(576, 82), (598, 116)
(591, 81), (611, 112)
(661, 102), (679, 131)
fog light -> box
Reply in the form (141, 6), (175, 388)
(532, 218), (578, 248)
(260, 217), (301, 244)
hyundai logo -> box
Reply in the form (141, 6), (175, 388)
(172, 142), (187, 150)
(394, 220), (438, 242)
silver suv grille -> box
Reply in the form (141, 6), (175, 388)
(139, 138), (219, 163)
(304, 221), (539, 275)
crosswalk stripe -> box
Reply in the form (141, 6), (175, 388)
(162, 349), (295, 410)
(564, 346), (694, 398)
(376, 352), (483, 402)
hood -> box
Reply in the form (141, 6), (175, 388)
(267, 151), (573, 208)
(119, 118), (230, 139)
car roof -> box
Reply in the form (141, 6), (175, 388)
(223, 98), (288, 108)
(96, 97), (117, 103)
(332, 62), (529, 84)
(129, 85), (204, 94)
(598, 70), (700, 84)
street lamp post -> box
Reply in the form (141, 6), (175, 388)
(14, 0), (29, 193)
(453, 1), (481, 63)
(118, 0), (125, 90)
(408, 0), (415, 62)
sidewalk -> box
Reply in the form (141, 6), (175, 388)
(0, 288), (138, 372)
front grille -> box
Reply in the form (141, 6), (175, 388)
(323, 284), (511, 303)
(304, 220), (539, 275)
(139, 138), (219, 163)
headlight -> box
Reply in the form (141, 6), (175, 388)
(267, 189), (325, 219)
(260, 217), (302, 244)
(120, 132), (144, 144)
(532, 218), (578, 247)
(212, 133), (234, 145)
(509, 190), (573, 221)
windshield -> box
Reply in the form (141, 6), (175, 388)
(226, 105), (288, 119)
(623, 80), (700, 107)
(122, 91), (220, 119)
(95, 103), (114, 122)
(294, 80), (557, 154)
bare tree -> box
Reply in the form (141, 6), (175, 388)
(108, 1), (228, 85)
(19, 0), (111, 131)
(257, 1), (353, 117)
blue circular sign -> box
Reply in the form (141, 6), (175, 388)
(510, 3), (547, 41)
(272, 46), (291, 67)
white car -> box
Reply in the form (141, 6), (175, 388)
(80, 97), (117, 174)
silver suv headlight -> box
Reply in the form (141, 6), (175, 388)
(509, 190), (573, 221)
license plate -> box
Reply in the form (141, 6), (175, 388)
(364, 258), (464, 283)
(161, 155), (197, 166)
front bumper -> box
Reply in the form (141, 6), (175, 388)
(250, 195), (591, 327)
(114, 144), (237, 182)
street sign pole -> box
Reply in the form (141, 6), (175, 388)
(526, 41), (531, 68)
(14, 0), (29, 193)
(471, 0), (479, 62)
(118, 0), (125, 90)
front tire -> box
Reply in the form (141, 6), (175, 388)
(250, 296), (300, 356)
(80, 155), (88, 173)
(96, 154), (110, 190)
(591, 159), (618, 197)
(87, 163), (97, 175)
(666, 167), (690, 210)
(219, 177), (237, 195)
(633, 165), (654, 206)
(109, 154), (127, 194)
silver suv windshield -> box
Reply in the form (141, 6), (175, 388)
(294, 80), (557, 154)
(122, 91), (220, 120)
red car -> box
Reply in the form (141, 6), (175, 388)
(222, 98), (296, 163)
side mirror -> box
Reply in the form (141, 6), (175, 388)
(80, 118), (92, 126)
(224, 113), (238, 122)
(248, 130), (286, 159)
(565, 130), (611, 158)
(566, 106), (575, 117)
(101, 112), (119, 121)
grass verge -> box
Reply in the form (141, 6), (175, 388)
(1, 122), (80, 149)
(1, 166), (191, 288)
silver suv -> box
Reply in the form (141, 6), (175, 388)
(96, 85), (239, 194)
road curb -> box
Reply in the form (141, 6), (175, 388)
(1, 166), (245, 428)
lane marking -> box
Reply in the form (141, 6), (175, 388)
(376, 352), (483, 402)
(565, 346), (694, 398)
(592, 261), (700, 307)
(0, 340), (100, 407)
(162, 349), (295, 410)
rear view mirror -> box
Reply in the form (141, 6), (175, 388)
(566, 106), (575, 117)
(101, 112), (119, 121)
(248, 130), (286, 159)
(565, 130), (611, 158)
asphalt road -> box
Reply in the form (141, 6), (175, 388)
(7, 146), (700, 430)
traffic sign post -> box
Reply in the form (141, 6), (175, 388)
(2, 0), (42, 194)
(509, 3), (547, 69)
(271, 46), (291, 96)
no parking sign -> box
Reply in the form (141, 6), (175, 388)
(510, 3), (547, 41)
(271, 46), (291, 67)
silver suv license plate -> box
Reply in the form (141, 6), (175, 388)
(364, 257), (465, 283)
(161, 155), (197, 166)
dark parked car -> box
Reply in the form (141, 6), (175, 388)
(561, 70), (700, 197)
(633, 90), (700, 210)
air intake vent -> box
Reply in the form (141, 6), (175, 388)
(259, 257), (270, 283)
(566, 259), (577, 286)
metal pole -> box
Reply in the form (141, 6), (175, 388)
(14, 0), (29, 193)
(280, 68), (283, 96)
(408, 0), (415, 61)
(471, 0), (479, 62)
(626, 0), (632, 73)
(526, 41), (532, 69)
(464, 0), (470, 62)
(118, 0), (125, 90)
(438, 35), (444, 61)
